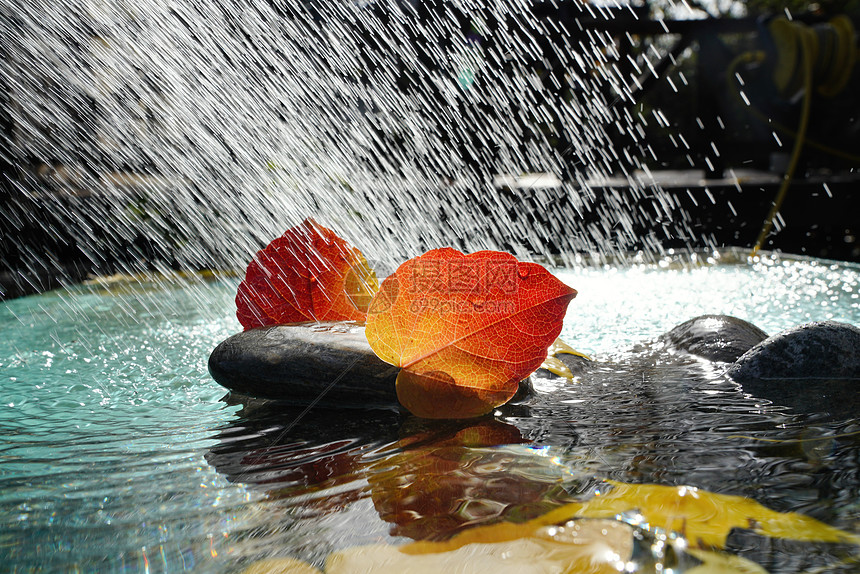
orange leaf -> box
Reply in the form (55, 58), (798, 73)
(236, 219), (378, 329)
(365, 248), (576, 418)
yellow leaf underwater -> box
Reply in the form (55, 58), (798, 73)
(240, 519), (768, 574)
(538, 338), (591, 380)
(401, 480), (859, 562)
(535, 481), (860, 550)
(328, 519), (632, 574)
(239, 480), (860, 574)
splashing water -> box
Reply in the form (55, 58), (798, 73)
(2, 0), (684, 287)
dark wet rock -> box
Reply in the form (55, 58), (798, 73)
(552, 352), (593, 376)
(727, 321), (860, 419)
(210, 322), (538, 412)
(508, 377), (536, 404)
(209, 317), (858, 419)
(660, 315), (769, 363)
(729, 321), (860, 381)
(208, 322), (400, 408)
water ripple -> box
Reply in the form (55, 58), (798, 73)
(2, 262), (859, 572)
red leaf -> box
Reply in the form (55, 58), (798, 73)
(236, 219), (378, 329)
(365, 248), (577, 418)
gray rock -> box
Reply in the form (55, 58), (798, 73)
(727, 321), (860, 418)
(660, 315), (768, 363)
(729, 321), (860, 381)
(210, 322), (537, 412)
(208, 322), (400, 408)
(208, 317), (858, 418)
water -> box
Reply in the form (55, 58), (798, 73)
(2, 0), (691, 286)
(557, 251), (860, 358)
(2, 253), (859, 572)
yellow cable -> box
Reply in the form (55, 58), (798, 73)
(726, 51), (860, 164)
(751, 28), (815, 256)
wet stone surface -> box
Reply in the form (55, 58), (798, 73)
(208, 322), (399, 408)
(727, 321), (860, 420)
(659, 314), (769, 363)
(728, 321), (860, 382)
(209, 316), (860, 419)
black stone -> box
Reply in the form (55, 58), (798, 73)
(727, 321), (860, 419)
(210, 322), (537, 412)
(660, 314), (769, 363)
(208, 322), (400, 408)
(208, 317), (859, 419)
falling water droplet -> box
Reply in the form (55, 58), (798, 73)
(0, 0), (730, 315)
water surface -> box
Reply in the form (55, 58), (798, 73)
(2, 253), (859, 572)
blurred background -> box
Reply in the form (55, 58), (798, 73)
(2, 0), (859, 298)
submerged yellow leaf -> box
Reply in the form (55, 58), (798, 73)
(539, 338), (591, 379)
(238, 525), (770, 574)
(403, 480), (859, 554)
(325, 518), (771, 574)
(539, 481), (860, 549)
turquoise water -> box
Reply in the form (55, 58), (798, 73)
(0, 275), (247, 572)
(1, 253), (859, 572)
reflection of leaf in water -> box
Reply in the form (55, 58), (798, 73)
(206, 405), (405, 522)
(216, 416), (536, 525)
(246, 438), (369, 510)
(368, 419), (549, 541)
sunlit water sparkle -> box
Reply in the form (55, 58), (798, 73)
(1, 253), (858, 572)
